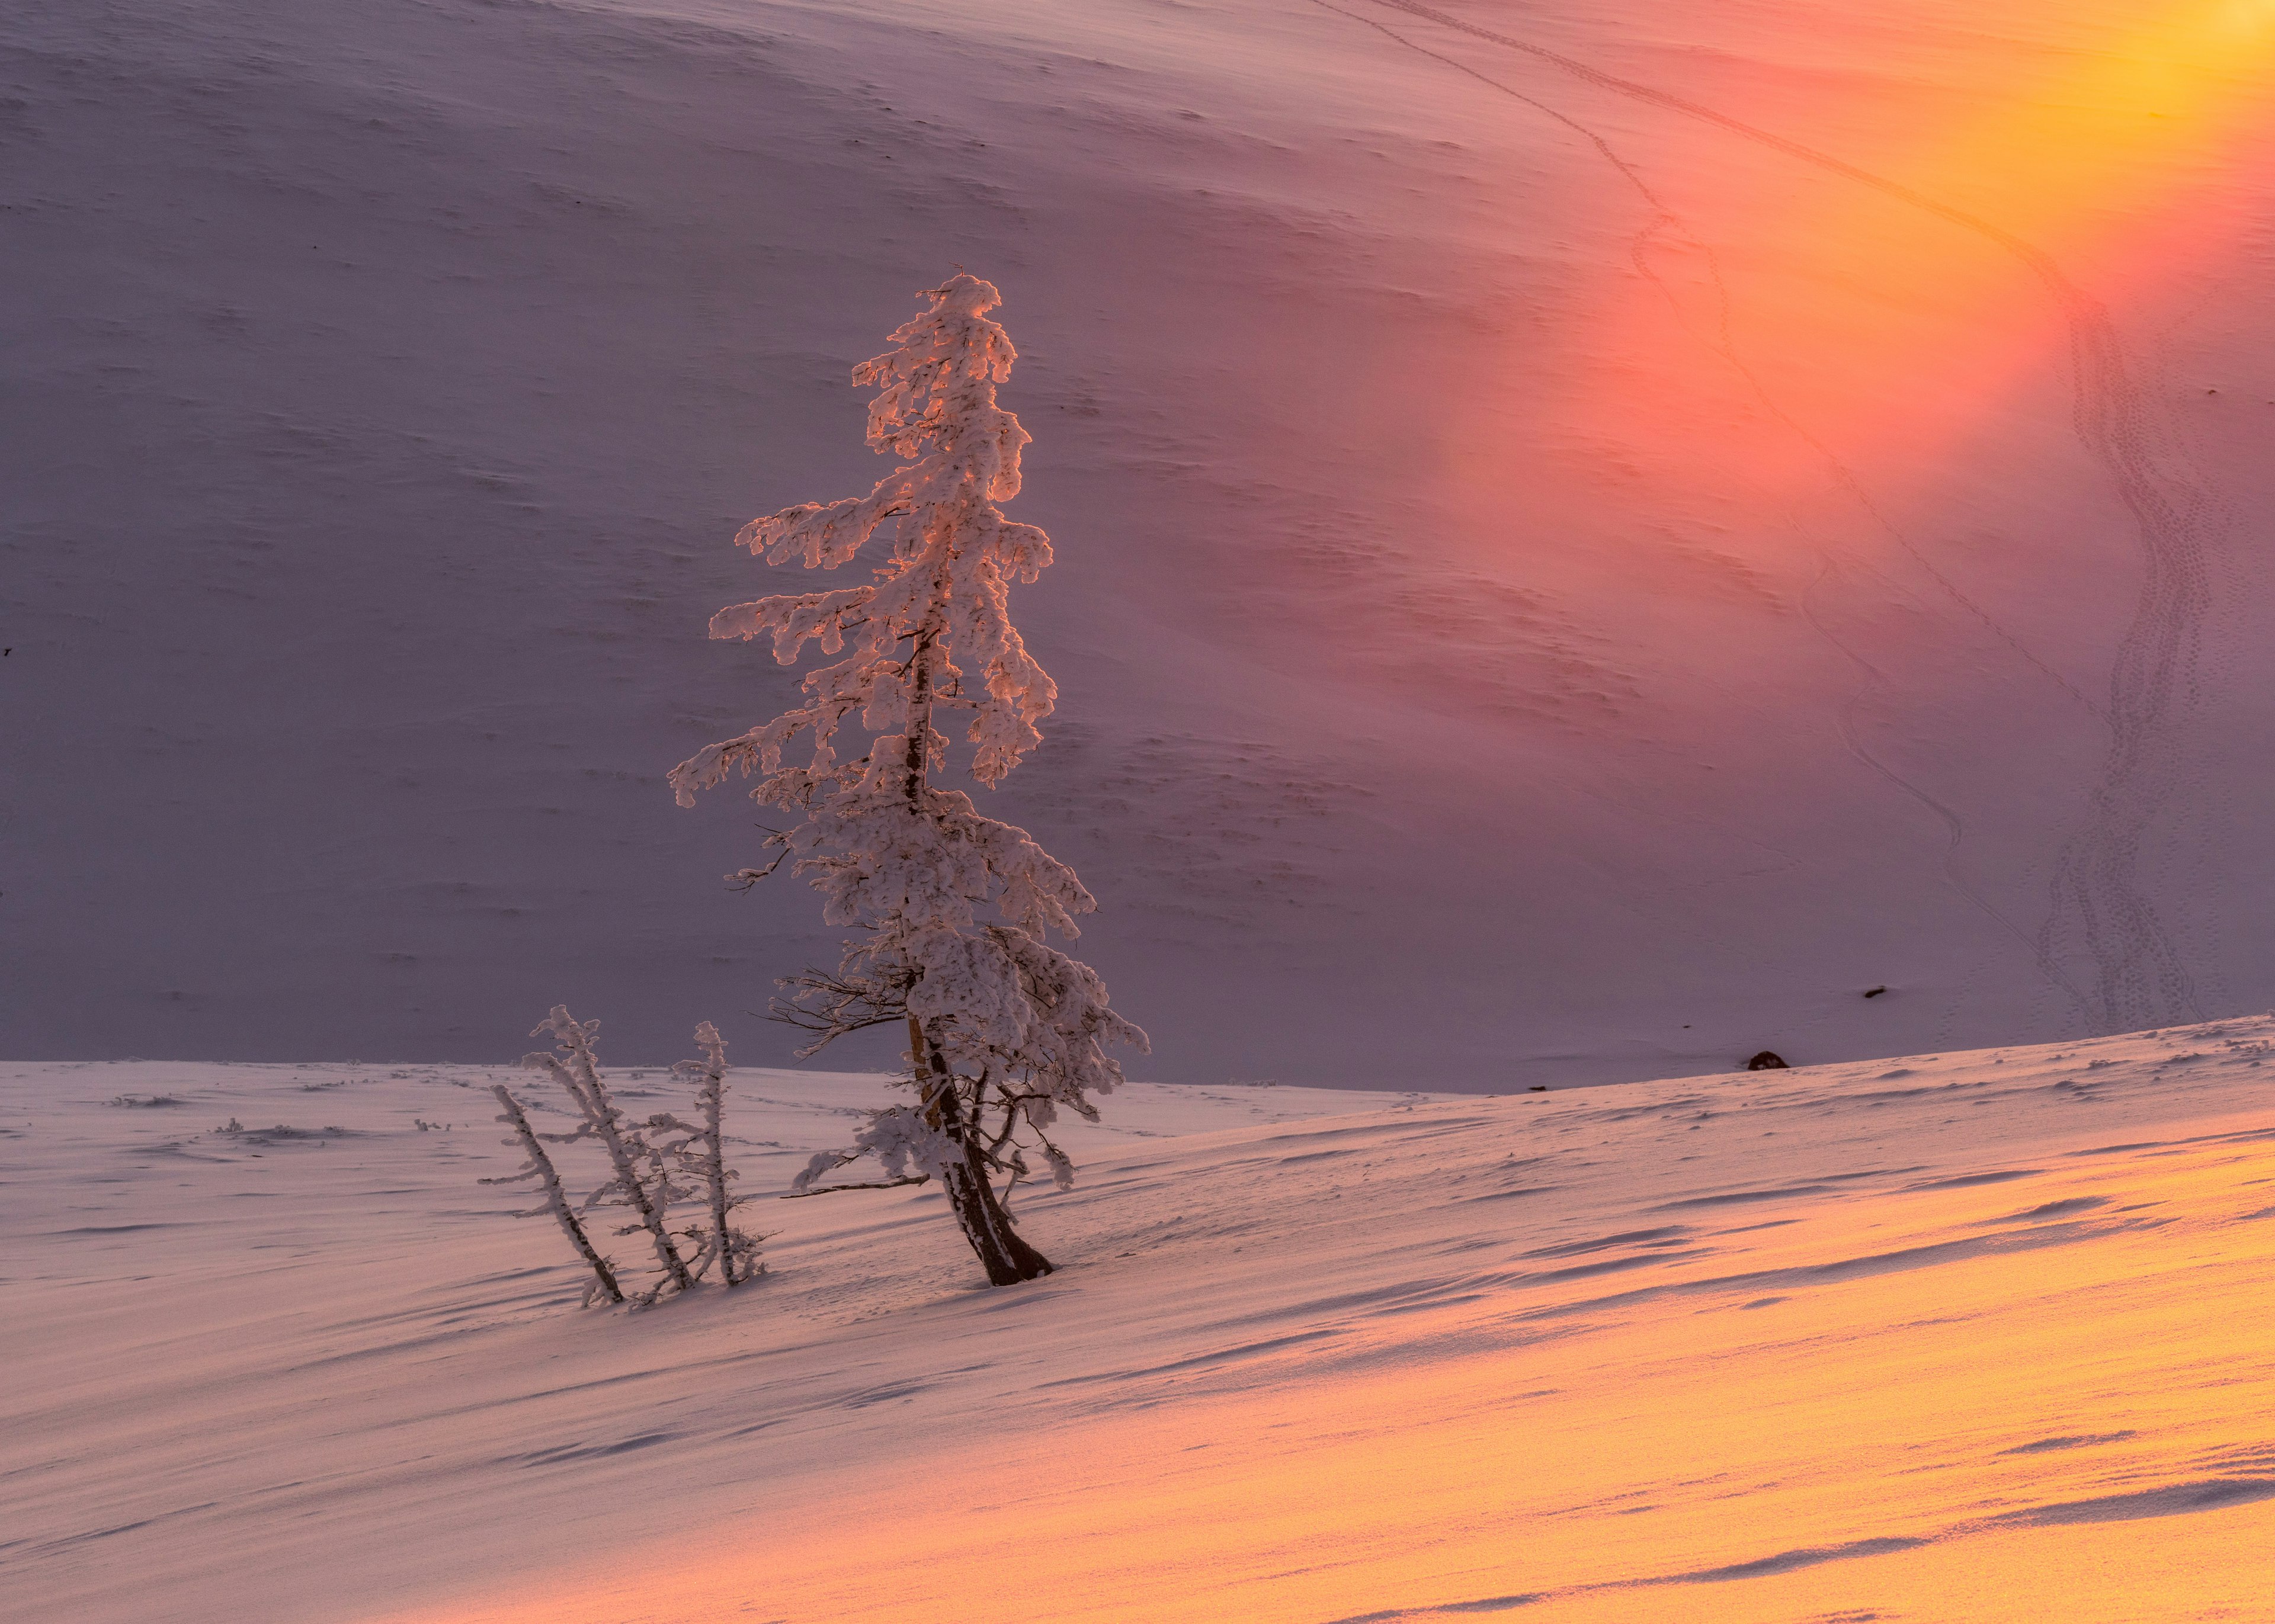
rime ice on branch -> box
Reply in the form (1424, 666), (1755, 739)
(489, 1009), (760, 1307)
(670, 274), (1146, 1286)
(484, 1083), (625, 1306)
(656, 1022), (763, 1287)
(484, 1005), (760, 1301)
(524, 1006), (696, 1297)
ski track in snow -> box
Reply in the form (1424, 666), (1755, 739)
(1344, 0), (2223, 1035)
(1797, 555), (2093, 1018)
(1306, 0), (2098, 1026)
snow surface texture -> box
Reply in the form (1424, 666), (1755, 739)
(7, 0), (2274, 1083)
(4, 1022), (2271, 1620)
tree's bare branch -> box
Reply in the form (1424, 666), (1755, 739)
(780, 1174), (931, 1198)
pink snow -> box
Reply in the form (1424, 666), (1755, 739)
(5, 1023), (2271, 1619)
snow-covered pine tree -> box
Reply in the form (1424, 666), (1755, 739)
(669, 274), (1146, 1286)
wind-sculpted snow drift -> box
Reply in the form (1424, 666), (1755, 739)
(4, 1021), (2271, 1619)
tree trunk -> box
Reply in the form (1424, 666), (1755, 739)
(909, 1014), (1053, 1285)
(899, 618), (1052, 1286)
(947, 1136), (1055, 1285)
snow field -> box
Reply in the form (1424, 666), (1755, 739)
(5, 1022), (2271, 1620)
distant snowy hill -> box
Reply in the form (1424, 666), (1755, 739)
(5, 0), (2273, 1081)
(5, 1022), (2271, 1619)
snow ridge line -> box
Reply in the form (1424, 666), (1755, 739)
(1356, 0), (2217, 1032)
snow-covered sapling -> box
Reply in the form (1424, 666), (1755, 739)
(671, 274), (1147, 1286)
(484, 1083), (626, 1305)
(488, 1010), (758, 1305)
(523, 1006), (697, 1299)
(650, 1021), (764, 1286)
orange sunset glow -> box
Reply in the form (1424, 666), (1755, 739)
(1441, 0), (2269, 537)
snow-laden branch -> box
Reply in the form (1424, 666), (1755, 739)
(709, 586), (878, 665)
(659, 1021), (764, 1286)
(524, 1006), (696, 1296)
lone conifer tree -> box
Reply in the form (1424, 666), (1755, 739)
(671, 274), (1146, 1285)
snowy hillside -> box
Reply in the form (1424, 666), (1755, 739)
(5, 1021), (2271, 1620)
(8, 0), (2275, 1083)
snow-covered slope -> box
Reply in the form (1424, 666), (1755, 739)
(5, 1022), (2270, 1620)
(6, 0), (2274, 1083)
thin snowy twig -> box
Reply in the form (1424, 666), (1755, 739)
(524, 1006), (697, 1295)
(728, 836), (793, 891)
(483, 1083), (625, 1305)
(667, 1020), (762, 1285)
